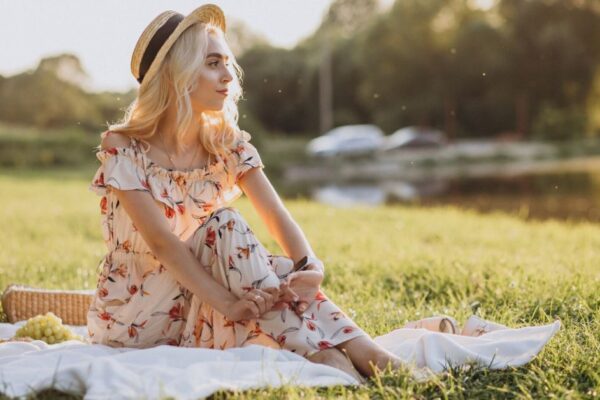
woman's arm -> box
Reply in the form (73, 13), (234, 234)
(238, 168), (324, 273)
(114, 189), (240, 312)
(100, 133), (275, 320)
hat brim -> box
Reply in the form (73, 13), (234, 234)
(137, 4), (226, 90)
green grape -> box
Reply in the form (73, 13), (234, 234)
(48, 313), (61, 323)
(13, 312), (83, 344)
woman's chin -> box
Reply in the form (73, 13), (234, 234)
(192, 103), (224, 113)
(208, 100), (226, 111)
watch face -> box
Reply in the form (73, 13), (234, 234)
(293, 256), (308, 272)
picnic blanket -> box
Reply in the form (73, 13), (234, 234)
(0, 317), (560, 399)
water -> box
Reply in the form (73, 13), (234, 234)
(277, 158), (600, 223)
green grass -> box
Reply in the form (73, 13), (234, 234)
(0, 167), (599, 399)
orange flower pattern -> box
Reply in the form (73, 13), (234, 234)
(87, 131), (367, 356)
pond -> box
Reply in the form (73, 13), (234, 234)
(276, 157), (600, 223)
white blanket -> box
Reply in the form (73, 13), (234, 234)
(0, 318), (560, 399)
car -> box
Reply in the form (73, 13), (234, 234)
(307, 124), (385, 158)
(382, 126), (447, 151)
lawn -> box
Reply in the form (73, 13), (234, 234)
(0, 166), (598, 399)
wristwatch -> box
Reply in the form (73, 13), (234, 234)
(292, 256), (324, 272)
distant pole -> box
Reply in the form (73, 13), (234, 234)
(444, 96), (457, 142)
(516, 92), (529, 138)
(319, 36), (333, 134)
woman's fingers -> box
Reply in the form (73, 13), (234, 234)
(296, 301), (309, 313)
(285, 270), (323, 316)
(271, 301), (290, 311)
(243, 299), (260, 318)
(263, 287), (279, 301)
(289, 300), (309, 316)
(259, 291), (275, 312)
(246, 289), (279, 315)
(242, 291), (263, 315)
(285, 272), (296, 285)
(250, 292), (267, 314)
(278, 282), (299, 303)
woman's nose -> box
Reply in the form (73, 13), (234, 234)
(222, 69), (233, 83)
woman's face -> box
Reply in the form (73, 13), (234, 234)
(190, 33), (234, 113)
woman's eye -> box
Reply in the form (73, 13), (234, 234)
(208, 60), (231, 68)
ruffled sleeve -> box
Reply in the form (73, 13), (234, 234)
(89, 146), (150, 196)
(229, 139), (265, 184)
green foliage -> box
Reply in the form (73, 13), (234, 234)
(0, 69), (99, 129)
(532, 103), (587, 140)
(3, 0), (600, 143)
(0, 124), (99, 168)
(1, 167), (599, 398)
(0, 123), (305, 172)
(240, 45), (316, 132)
(236, 0), (600, 139)
(0, 54), (135, 131)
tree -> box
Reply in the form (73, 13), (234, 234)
(36, 53), (92, 91)
(499, 0), (600, 137)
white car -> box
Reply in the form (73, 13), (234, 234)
(307, 124), (385, 157)
(382, 126), (447, 151)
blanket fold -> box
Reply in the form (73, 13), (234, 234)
(0, 317), (560, 399)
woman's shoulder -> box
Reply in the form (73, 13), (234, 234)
(100, 131), (133, 150)
(93, 130), (145, 167)
(226, 130), (256, 153)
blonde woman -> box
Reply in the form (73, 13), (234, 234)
(88, 4), (409, 381)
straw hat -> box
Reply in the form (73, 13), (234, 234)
(130, 4), (226, 89)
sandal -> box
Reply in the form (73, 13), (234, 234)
(403, 315), (459, 334)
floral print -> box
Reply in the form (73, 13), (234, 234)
(87, 130), (367, 355)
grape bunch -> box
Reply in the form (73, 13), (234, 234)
(13, 312), (84, 344)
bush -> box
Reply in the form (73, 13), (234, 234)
(532, 104), (588, 141)
(0, 124), (99, 168)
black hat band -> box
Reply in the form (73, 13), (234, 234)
(137, 13), (184, 84)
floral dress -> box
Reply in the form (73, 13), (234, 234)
(87, 130), (368, 357)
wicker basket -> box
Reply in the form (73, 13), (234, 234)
(1, 284), (95, 325)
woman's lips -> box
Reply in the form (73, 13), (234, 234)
(217, 90), (228, 96)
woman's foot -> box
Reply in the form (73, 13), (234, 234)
(307, 347), (366, 383)
(336, 335), (406, 379)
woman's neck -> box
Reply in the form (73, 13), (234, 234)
(155, 103), (203, 154)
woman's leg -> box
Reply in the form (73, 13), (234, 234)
(184, 207), (377, 380)
(335, 335), (405, 377)
(186, 207), (281, 297)
(307, 348), (366, 383)
(181, 207), (282, 349)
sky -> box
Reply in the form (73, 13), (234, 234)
(0, 0), (361, 92)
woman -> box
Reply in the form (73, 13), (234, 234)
(87, 4), (408, 381)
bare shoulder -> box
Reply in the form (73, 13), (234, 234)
(100, 131), (131, 150)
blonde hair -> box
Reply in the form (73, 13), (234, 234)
(106, 22), (248, 156)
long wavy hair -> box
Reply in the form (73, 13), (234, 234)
(106, 22), (248, 156)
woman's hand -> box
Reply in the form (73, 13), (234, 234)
(286, 267), (324, 316)
(273, 280), (299, 310)
(223, 287), (280, 322)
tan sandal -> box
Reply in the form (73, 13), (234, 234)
(403, 315), (459, 334)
